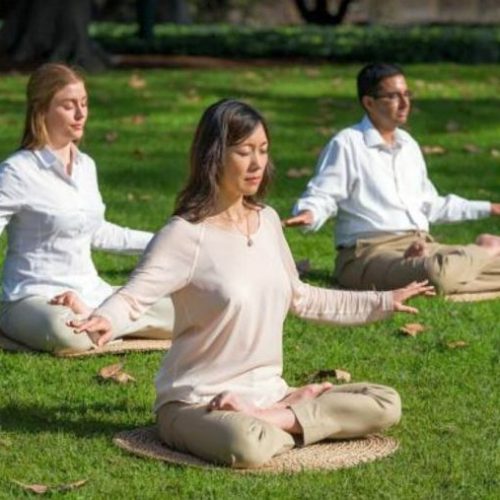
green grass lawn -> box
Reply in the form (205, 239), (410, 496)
(0, 63), (499, 499)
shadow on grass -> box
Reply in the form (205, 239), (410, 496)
(0, 402), (150, 437)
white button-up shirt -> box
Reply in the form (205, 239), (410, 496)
(0, 147), (153, 307)
(293, 116), (491, 247)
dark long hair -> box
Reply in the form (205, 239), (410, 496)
(173, 99), (274, 222)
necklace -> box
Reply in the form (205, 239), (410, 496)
(224, 210), (254, 247)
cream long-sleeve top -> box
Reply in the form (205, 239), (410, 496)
(94, 206), (394, 410)
(0, 147), (152, 307)
(293, 116), (491, 247)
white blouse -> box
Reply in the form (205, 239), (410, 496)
(94, 207), (393, 410)
(0, 147), (152, 307)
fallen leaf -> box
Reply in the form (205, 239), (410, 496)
(127, 193), (136, 202)
(463, 143), (481, 154)
(306, 368), (351, 383)
(286, 167), (313, 179)
(12, 480), (88, 494)
(490, 148), (500, 158)
(399, 323), (426, 337)
(113, 371), (136, 384)
(98, 363), (136, 384)
(139, 194), (152, 201)
(333, 369), (351, 382)
(99, 363), (123, 379)
(128, 73), (147, 89)
(445, 120), (460, 133)
(12, 481), (48, 494)
(446, 340), (468, 349)
(421, 145), (447, 155)
(316, 126), (337, 137)
(132, 114), (145, 125)
(295, 259), (311, 277)
(104, 131), (118, 143)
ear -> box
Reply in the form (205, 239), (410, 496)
(361, 95), (375, 113)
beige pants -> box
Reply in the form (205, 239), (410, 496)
(0, 294), (174, 354)
(335, 232), (500, 293)
(156, 383), (401, 468)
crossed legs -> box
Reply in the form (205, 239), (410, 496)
(156, 383), (401, 468)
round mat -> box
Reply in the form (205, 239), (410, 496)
(113, 426), (399, 473)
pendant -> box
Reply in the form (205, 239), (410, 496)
(247, 237), (254, 247)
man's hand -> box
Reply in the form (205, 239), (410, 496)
(282, 210), (314, 228)
(490, 203), (500, 216)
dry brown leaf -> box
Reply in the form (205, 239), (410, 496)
(99, 363), (123, 379)
(286, 167), (313, 179)
(446, 340), (469, 349)
(463, 143), (481, 154)
(129, 73), (147, 89)
(333, 368), (352, 383)
(113, 371), (136, 384)
(139, 194), (152, 201)
(295, 259), (311, 277)
(445, 120), (460, 133)
(12, 480), (87, 494)
(316, 126), (337, 137)
(421, 145), (447, 155)
(98, 363), (135, 384)
(490, 148), (500, 158)
(131, 114), (146, 125)
(399, 322), (426, 337)
(104, 131), (118, 143)
(305, 67), (320, 77)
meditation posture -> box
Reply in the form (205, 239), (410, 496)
(285, 63), (500, 294)
(72, 99), (433, 468)
(0, 63), (173, 354)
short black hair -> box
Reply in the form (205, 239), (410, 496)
(356, 63), (404, 102)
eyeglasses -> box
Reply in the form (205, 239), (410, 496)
(373, 90), (413, 101)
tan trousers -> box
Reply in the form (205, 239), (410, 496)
(156, 383), (401, 469)
(335, 232), (500, 293)
(0, 294), (174, 354)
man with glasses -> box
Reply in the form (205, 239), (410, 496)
(284, 63), (500, 294)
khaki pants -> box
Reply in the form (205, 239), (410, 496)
(156, 383), (401, 468)
(0, 294), (174, 354)
(335, 232), (500, 293)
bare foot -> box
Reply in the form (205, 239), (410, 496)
(476, 233), (500, 257)
(207, 391), (258, 413)
(208, 391), (303, 434)
(276, 382), (334, 408)
(404, 240), (429, 259)
(50, 291), (91, 316)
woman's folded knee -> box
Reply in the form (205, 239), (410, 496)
(225, 426), (273, 468)
(375, 386), (402, 429)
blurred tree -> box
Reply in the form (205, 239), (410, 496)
(0, 0), (108, 71)
(294, 0), (355, 25)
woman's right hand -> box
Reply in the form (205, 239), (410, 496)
(68, 315), (113, 347)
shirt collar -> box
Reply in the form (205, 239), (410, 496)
(33, 144), (82, 169)
(360, 115), (408, 149)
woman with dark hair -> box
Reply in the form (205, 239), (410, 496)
(0, 63), (173, 354)
(72, 99), (433, 468)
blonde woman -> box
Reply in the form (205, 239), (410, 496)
(0, 63), (173, 353)
(72, 99), (434, 468)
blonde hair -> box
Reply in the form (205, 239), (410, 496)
(21, 63), (86, 150)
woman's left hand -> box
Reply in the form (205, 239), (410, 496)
(392, 280), (435, 314)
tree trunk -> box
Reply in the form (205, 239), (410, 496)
(0, 0), (108, 71)
(294, 0), (354, 25)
